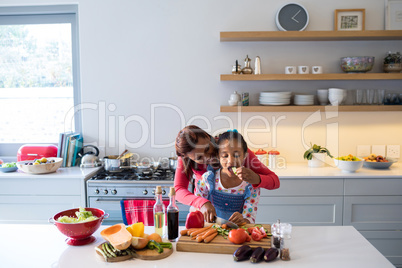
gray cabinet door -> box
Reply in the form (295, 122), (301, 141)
(256, 196), (343, 225)
(344, 196), (402, 230)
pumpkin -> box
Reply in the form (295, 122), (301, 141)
(100, 223), (132, 250)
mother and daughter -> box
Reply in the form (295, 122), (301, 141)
(174, 125), (280, 226)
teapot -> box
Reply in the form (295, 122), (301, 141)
(79, 145), (101, 168)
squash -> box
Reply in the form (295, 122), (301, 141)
(100, 223), (132, 250)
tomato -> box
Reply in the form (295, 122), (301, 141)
(185, 211), (204, 229)
(251, 231), (263, 241)
(259, 227), (267, 238)
(247, 227), (256, 234)
(228, 229), (248, 244)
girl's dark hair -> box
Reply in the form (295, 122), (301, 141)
(175, 125), (217, 177)
(217, 131), (248, 154)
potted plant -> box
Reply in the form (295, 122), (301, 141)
(303, 143), (333, 167)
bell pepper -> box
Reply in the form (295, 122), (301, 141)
(147, 240), (164, 253)
(185, 210), (204, 229)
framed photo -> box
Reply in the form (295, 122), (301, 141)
(386, 0), (402, 30)
(334, 9), (365, 31)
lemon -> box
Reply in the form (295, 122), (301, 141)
(33, 162), (40, 165)
(40, 157), (48, 163)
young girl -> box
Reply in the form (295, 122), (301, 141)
(194, 130), (259, 225)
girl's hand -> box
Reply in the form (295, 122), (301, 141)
(200, 202), (216, 223)
(235, 167), (261, 185)
(228, 212), (250, 226)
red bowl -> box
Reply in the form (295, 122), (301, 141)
(49, 207), (108, 246)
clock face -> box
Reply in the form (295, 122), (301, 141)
(276, 3), (309, 31)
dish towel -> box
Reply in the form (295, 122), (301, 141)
(121, 199), (169, 226)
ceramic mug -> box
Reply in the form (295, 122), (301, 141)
(298, 66), (309, 74)
(285, 66), (296, 74)
(312, 66), (323, 74)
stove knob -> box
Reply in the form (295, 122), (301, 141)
(152, 190), (155, 195)
(94, 189), (100, 194)
(143, 190), (148, 195)
(111, 189), (117, 195)
(162, 189), (166, 195)
(103, 189), (108, 195)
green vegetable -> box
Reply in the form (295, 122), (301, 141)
(0, 162), (16, 168)
(57, 207), (98, 223)
(158, 242), (173, 249)
(147, 240), (164, 253)
(232, 167), (237, 175)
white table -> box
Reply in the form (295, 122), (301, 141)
(0, 224), (394, 268)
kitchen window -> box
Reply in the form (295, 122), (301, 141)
(0, 5), (81, 156)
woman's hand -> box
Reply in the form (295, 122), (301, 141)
(200, 202), (216, 223)
(228, 212), (250, 226)
(236, 167), (261, 185)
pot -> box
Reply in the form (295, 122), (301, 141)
(169, 157), (178, 170)
(103, 155), (129, 172)
(79, 145), (101, 168)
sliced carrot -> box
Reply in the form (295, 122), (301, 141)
(190, 226), (211, 237)
(204, 232), (218, 243)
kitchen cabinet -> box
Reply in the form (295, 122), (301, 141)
(220, 30), (402, 113)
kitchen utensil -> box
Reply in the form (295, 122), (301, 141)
(17, 157), (63, 174)
(117, 149), (128, 159)
(214, 216), (239, 229)
(135, 162), (152, 172)
(169, 157), (178, 170)
(0, 166), (18, 173)
(363, 160), (396, 169)
(317, 89), (329, 105)
(79, 145), (101, 168)
(176, 223), (271, 254)
(104, 155), (128, 172)
(340, 56), (375, 73)
(49, 207), (108, 246)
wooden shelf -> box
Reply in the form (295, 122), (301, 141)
(220, 73), (402, 81)
(220, 30), (402, 42)
(220, 105), (402, 113)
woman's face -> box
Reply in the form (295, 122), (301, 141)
(218, 139), (245, 173)
(185, 137), (218, 165)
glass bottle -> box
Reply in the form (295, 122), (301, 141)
(280, 223), (292, 261)
(271, 219), (282, 249)
(153, 186), (165, 237)
(167, 187), (179, 242)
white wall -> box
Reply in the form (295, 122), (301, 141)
(4, 0), (402, 163)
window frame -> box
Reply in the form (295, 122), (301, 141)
(0, 5), (81, 156)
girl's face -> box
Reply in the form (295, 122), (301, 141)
(185, 137), (218, 165)
(218, 139), (246, 173)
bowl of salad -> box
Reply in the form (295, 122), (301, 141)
(0, 161), (18, 173)
(49, 207), (109, 245)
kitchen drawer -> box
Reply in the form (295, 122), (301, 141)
(261, 178), (343, 196)
(360, 230), (402, 267)
(0, 177), (81, 195)
(256, 196), (343, 226)
(344, 196), (402, 230)
(345, 178), (402, 196)
(0, 195), (81, 224)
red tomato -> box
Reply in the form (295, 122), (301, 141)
(185, 211), (204, 229)
(247, 227), (256, 234)
(228, 229), (248, 244)
(251, 231), (263, 241)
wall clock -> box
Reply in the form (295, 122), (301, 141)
(276, 3), (309, 31)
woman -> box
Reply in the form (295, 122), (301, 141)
(174, 125), (280, 222)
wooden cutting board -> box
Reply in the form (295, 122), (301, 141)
(96, 243), (173, 262)
(176, 224), (271, 254)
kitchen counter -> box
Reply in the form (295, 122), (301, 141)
(0, 224), (393, 268)
(0, 166), (102, 179)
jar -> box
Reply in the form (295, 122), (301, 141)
(280, 223), (292, 261)
(232, 64), (242, 74)
(241, 55), (253, 74)
(230, 91), (241, 103)
(271, 219), (282, 249)
(255, 149), (268, 166)
(268, 150), (280, 169)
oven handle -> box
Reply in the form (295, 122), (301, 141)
(94, 198), (122, 202)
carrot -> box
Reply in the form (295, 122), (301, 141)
(200, 229), (217, 240)
(195, 230), (208, 238)
(187, 228), (201, 236)
(221, 224), (228, 229)
(204, 232), (218, 243)
(196, 236), (204, 243)
(190, 226), (211, 237)
(180, 229), (189, 236)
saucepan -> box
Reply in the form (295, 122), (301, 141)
(103, 155), (125, 172)
(169, 157), (178, 170)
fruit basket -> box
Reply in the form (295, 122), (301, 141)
(17, 157), (62, 174)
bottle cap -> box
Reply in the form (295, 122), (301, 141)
(169, 187), (176, 196)
(156, 185), (162, 194)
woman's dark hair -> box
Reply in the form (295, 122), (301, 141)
(217, 131), (248, 154)
(175, 125), (217, 177)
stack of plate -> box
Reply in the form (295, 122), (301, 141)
(294, 94), (314, 105)
(259, 92), (292, 106)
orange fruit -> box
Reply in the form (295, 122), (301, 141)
(147, 233), (162, 243)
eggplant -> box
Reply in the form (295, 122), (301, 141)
(250, 247), (265, 263)
(264, 247), (279, 262)
(233, 245), (253, 262)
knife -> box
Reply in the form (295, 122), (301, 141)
(215, 216), (239, 229)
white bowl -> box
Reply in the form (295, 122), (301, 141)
(334, 159), (364, 173)
(363, 160), (396, 169)
(17, 157), (63, 174)
(329, 94), (344, 106)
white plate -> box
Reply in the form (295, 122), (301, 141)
(260, 92), (292, 97)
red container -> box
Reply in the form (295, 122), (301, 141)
(17, 144), (58, 161)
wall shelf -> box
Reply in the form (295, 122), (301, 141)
(220, 105), (402, 113)
(220, 30), (402, 42)
(221, 73), (402, 81)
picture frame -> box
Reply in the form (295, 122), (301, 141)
(334, 9), (365, 31)
(386, 0), (402, 30)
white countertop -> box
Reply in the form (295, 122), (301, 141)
(270, 162), (402, 178)
(0, 224), (393, 268)
(0, 166), (102, 180)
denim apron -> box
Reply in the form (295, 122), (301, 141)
(206, 166), (252, 220)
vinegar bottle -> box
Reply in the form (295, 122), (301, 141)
(167, 187), (179, 242)
(153, 186), (165, 237)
